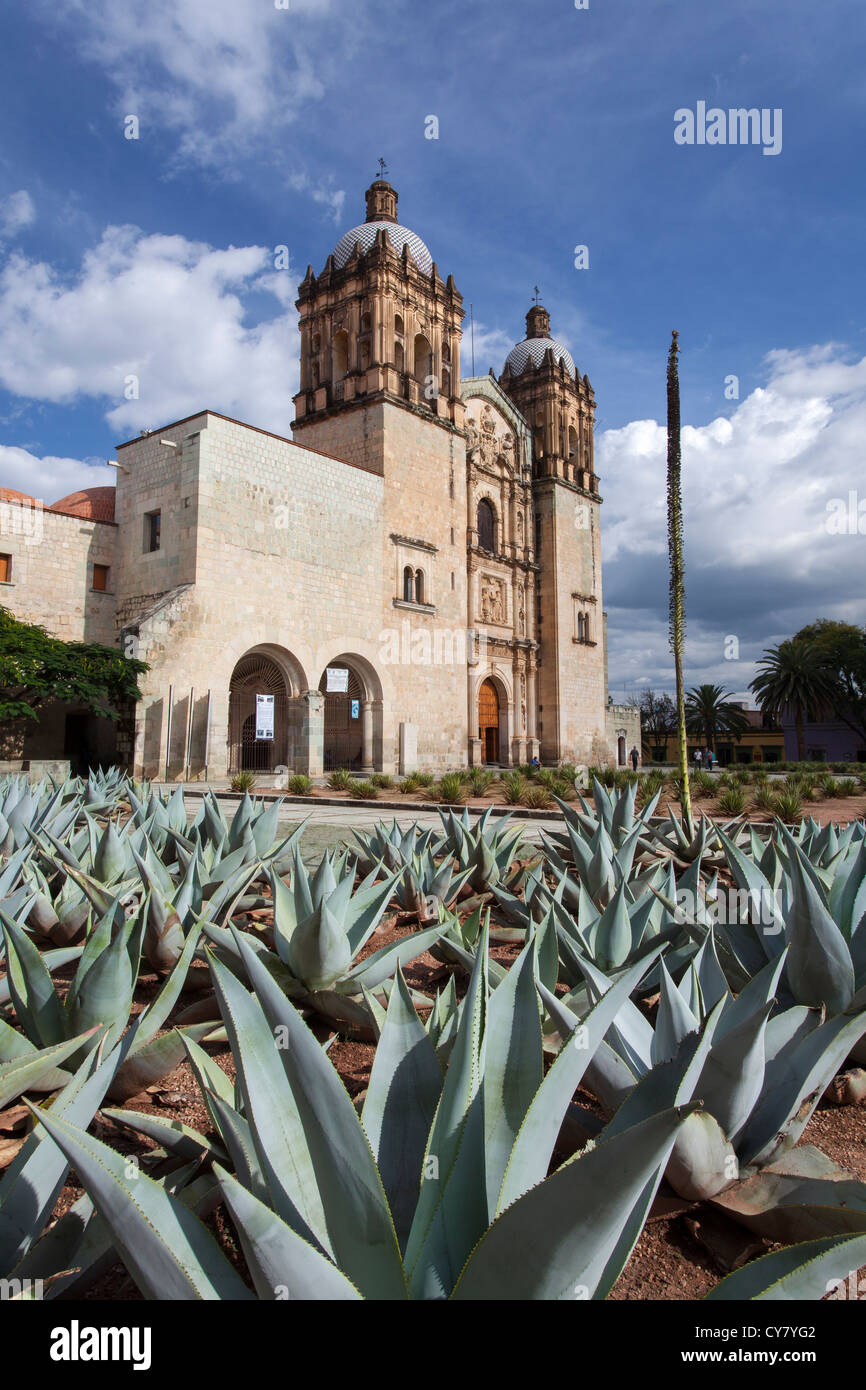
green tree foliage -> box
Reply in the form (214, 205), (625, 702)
(750, 638), (837, 762)
(793, 618), (866, 746)
(0, 606), (147, 722)
(685, 683), (751, 754)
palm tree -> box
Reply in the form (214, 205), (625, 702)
(666, 330), (692, 832)
(685, 684), (751, 756)
(750, 640), (837, 763)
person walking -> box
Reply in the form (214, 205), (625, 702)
(630, 745), (639, 772)
(694, 748), (703, 771)
(706, 748), (714, 772)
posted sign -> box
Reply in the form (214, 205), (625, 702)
(255, 693), (275, 740)
(326, 667), (349, 693)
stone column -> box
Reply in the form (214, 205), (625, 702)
(299, 691), (324, 777)
(361, 699), (374, 774)
(527, 665), (538, 739)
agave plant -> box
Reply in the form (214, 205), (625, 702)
(351, 821), (472, 922)
(0, 775), (81, 857)
(204, 846), (438, 1034)
(711, 821), (866, 1036)
(436, 806), (526, 894)
(349, 820), (441, 877)
(0, 899), (218, 1102)
(544, 937), (866, 1238)
(34, 926), (697, 1300)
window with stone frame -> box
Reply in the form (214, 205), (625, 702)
(144, 510), (161, 553)
(477, 498), (496, 552)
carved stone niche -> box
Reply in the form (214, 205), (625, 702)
(480, 575), (507, 626)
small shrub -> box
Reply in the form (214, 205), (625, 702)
(691, 770), (715, 799)
(717, 784), (747, 816)
(521, 784), (552, 809)
(817, 773), (839, 798)
(415, 772), (435, 787)
(287, 774), (313, 795)
(589, 764), (616, 788)
(370, 773), (393, 789)
(400, 774), (421, 794)
(535, 767), (558, 790)
(352, 780), (379, 800)
(327, 768), (354, 791)
(501, 771), (527, 804)
(468, 768), (495, 796)
(552, 778), (576, 801)
(434, 772), (466, 804)
(838, 778), (858, 797)
(773, 789), (803, 823)
(753, 784), (777, 814)
(230, 770), (257, 792)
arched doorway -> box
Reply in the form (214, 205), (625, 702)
(317, 654), (384, 773)
(478, 678), (500, 764)
(617, 735), (626, 767)
(228, 653), (290, 774)
(319, 665), (364, 771)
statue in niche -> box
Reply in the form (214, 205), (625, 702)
(520, 674), (527, 730)
(465, 416), (481, 463)
(480, 578), (505, 625)
(517, 583), (525, 636)
(517, 512), (525, 546)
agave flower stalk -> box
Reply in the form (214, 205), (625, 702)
(666, 330), (693, 837)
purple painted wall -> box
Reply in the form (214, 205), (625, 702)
(781, 713), (866, 762)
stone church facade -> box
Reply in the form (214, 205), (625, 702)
(0, 178), (639, 779)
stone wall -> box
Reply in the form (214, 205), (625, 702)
(0, 505), (117, 646)
(606, 704), (642, 766)
(533, 478), (611, 765)
(294, 399), (470, 772)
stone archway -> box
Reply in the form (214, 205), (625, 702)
(474, 670), (511, 766)
(318, 654), (384, 774)
(478, 678), (500, 764)
(617, 735), (627, 767)
(227, 645), (306, 775)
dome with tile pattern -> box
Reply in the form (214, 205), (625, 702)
(505, 336), (576, 378)
(332, 221), (433, 275)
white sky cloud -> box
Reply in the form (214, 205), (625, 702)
(0, 445), (113, 504)
(0, 190), (35, 241)
(52, 0), (353, 209)
(0, 225), (300, 436)
(600, 346), (866, 697)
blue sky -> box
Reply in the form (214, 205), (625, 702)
(1, 0), (864, 700)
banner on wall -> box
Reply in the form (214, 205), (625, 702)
(255, 693), (275, 740)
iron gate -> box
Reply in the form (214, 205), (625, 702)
(228, 655), (290, 774)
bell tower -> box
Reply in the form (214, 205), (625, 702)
(289, 178), (472, 774)
(292, 179), (466, 459)
(499, 304), (609, 765)
(500, 303), (597, 487)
